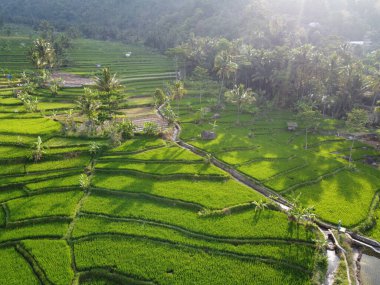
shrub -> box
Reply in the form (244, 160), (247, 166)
(118, 119), (136, 139)
(143, 122), (159, 136)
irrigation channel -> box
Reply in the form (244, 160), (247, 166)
(359, 251), (380, 285)
(157, 105), (380, 284)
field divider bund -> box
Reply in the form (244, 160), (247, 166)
(78, 268), (156, 285)
(176, 140), (291, 206)
(98, 158), (204, 164)
(166, 111), (380, 251)
(0, 167), (83, 179)
(262, 163), (309, 183)
(0, 236), (64, 248)
(15, 242), (54, 285)
(73, 233), (313, 273)
(94, 168), (228, 181)
(0, 171), (81, 188)
(280, 166), (347, 194)
(91, 188), (204, 211)
(104, 145), (166, 155)
(6, 216), (73, 228)
(79, 212), (315, 246)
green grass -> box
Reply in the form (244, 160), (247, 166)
(0, 188), (26, 203)
(0, 247), (39, 285)
(237, 157), (306, 181)
(0, 35), (324, 284)
(0, 118), (61, 135)
(288, 165), (380, 227)
(0, 170), (80, 186)
(367, 206), (380, 241)
(0, 163), (24, 175)
(179, 93), (380, 229)
(102, 145), (203, 161)
(26, 156), (89, 173)
(0, 222), (70, 243)
(25, 174), (82, 190)
(0, 206), (5, 226)
(74, 236), (312, 285)
(92, 174), (261, 209)
(82, 193), (313, 241)
(0, 133), (37, 144)
(7, 190), (83, 222)
(0, 145), (29, 159)
(45, 137), (107, 147)
(95, 161), (225, 176)
(73, 216), (316, 270)
(109, 137), (166, 153)
(22, 239), (74, 285)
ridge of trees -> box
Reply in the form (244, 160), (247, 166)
(2, 0), (380, 50)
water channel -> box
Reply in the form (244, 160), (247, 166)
(359, 250), (380, 285)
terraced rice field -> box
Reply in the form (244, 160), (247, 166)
(1, 35), (176, 129)
(179, 84), (380, 230)
(0, 36), (321, 284)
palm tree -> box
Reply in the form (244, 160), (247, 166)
(346, 108), (368, 167)
(171, 80), (186, 115)
(214, 50), (238, 105)
(76, 88), (102, 132)
(288, 194), (316, 224)
(94, 68), (121, 114)
(192, 66), (209, 108)
(296, 102), (321, 150)
(225, 84), (256, 124)
(252, 200), (268, 212)
(29, 38), (56, 69)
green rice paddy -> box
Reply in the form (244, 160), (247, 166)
(0, 32), (363, 284)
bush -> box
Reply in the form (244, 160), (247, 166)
(118, 119), (136, 139)
(143, 122), (159, 136)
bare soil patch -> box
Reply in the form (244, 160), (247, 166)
(52, 72), (94, 87)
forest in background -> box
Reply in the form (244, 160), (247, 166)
(1, 0), (380, 49)
(1, 0), (380, 119)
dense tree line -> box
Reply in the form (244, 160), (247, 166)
(171, 36), (380, 120)
(2, 0), (380, 121)
(2, 0), (380, 50)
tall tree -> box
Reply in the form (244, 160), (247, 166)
(297, 102), (321, 150)
(94, 68), (122, 115)
(214, 50), (238, 105)
(225, 84), (256, 124)
(346, 108), (368, 167)
(76, 87), (102, 133)
(171, 80), (186, 115)
(29, 38), (56, 69)
(192, 66), (210, 108)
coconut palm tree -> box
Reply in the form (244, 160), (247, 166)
(76, 88), (102, 132)
(225, 84), (256, 124)
(252, 200), (268, 212)
(94, 68), (121, 114)
(171, 80), (186, 115)
(296, 101), (321, 150)
(214, 50), (238, 105)
(346, 108), (368, 167)
(288, 194), (316, 224)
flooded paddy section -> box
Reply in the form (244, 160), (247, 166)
(359, 249), (380, 285)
